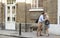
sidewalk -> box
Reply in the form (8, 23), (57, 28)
(0, 30), (33, 38)
(0, 30), (60, 38)
(0, 30), (19, 37)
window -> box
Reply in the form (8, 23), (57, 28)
(7, 0), (16, 4)
(31, 0), (38, 8)
(12, 17), (15, 21)
(8, 6), (10, 9)
(7, 17), (10, 21)
(7, 6), (10, 13)
(12, 6), (15, 14)
(29, 0), (44, 11)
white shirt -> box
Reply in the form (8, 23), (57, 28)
(38, 15), (45, 22)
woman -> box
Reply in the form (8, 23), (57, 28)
(44, 13), (50, 36)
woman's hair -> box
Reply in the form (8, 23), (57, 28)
(45, 13), (49, 20)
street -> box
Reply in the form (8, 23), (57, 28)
(0, 35), (60, 38)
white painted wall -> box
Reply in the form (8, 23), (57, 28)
(1, 0), (6, 3)
(5, 22), (15, 30)
(0, 0), (1, 2)
(49, 24), (60, 35)
(58, 0), (60, 16)
(58, 0), (60, 24)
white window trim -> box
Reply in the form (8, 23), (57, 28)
(29, 0), (44, 11)
(29, 8), (44, 11)
(31, 0), (39, 8)
(37, 0), (38, 8)
(31, 0), (32, 8)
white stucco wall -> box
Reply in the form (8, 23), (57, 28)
(0, 0), (1, 2)
(49, 24), (60, 35)
(58, 0), (60, 24)
(1, 0), (6, 3)
(58, 0), (60, 16)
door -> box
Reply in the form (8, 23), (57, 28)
(5, 5), (16, 30)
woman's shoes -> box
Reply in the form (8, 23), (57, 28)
(37, 34), (43, 36)
(48, 34), (49, 36)
(46, 34), (49, 37)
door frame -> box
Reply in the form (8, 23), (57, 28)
(5, 4), (16, 30)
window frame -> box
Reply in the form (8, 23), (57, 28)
(7, 0), (16, 4)
(31, 0), (39, 8)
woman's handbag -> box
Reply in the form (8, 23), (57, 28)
(35, 18), (39, 23)
(45, 20), (50, 25)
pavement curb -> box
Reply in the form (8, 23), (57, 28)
(0, 34), (32, 38)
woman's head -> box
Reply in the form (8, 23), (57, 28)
(44, 13), (48, 16)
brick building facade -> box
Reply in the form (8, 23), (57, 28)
(16, 0), (57, 24)
(0, 0), (57, 30)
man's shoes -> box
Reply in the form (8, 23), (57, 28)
(40, 34), (43, 36)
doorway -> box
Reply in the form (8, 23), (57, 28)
(5, 5), (16, 30)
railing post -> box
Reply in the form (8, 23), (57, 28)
(19, 23), (21, 35)
(25, 23), (28, 32)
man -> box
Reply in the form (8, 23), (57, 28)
(37, 12), (45, 36)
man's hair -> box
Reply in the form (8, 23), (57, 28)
(41, 12), (45, 14)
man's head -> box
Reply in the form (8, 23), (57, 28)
(41, 11), (45, 15)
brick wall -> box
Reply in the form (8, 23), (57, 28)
(16, 3), (26, 23)
(0, 3), (5, 23)
(16, 0), (57, 24)
(43, 0), (57, 24)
